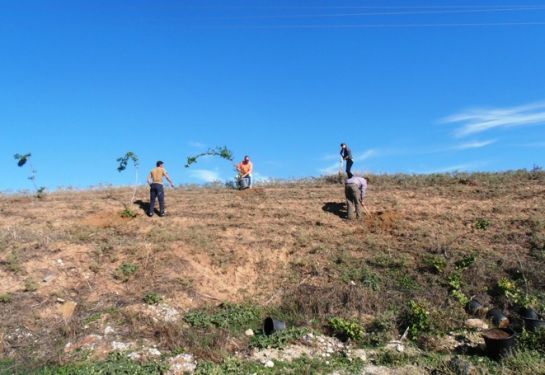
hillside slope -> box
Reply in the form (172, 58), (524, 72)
(1, 172), (545, 373)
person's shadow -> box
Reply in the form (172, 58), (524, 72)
(322, 202), (346, 219)
(134, 200), (160, 215)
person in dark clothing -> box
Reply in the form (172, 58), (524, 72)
(340, 143), (353, 176)
(147, 161), (174, 217)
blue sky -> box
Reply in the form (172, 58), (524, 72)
(1, 0), (545, 191)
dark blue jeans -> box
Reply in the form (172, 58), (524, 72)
(149, 183), (165, 215)
(346, 159), (354, 175)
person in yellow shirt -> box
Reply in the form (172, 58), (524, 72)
(236, 155), (253, 189)
(147, 161), (174, 217)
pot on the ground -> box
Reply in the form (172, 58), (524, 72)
(263, 317), (286, 335)
(482, 328), (516, 359)
(486, 308), (509, 328)
(465, 299), (484, 315)
(523, 318), (545, 332)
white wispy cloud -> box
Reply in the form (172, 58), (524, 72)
(189, 169), (220, 182)
(453, 139), (496, 150)
(353, 149), (377, 161)
(441, 101), (545, 137)
(318, 149), (377, 174)
(419, 161), (488, 174)
(252, 172), (271, 183)
(319, 162), (343, 175)
(188, 141), (206, 148)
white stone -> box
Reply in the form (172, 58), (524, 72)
(104, 326), (115, 335)
(128, 352), (141, 361)
(111, 341), (130, 351)
(148, 348), (161, 356)
(465, 319), (489, 330)
(245, 329), (255, 337)
(264, 360), (274, 368)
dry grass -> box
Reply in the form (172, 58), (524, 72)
(0, 171), (544, 368)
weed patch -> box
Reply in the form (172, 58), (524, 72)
(143, 292), (162, 305)
(184, 303), (260, 332)
(113, 262), (139, 282)
(328, 317), (365, 342)
(250, 327), (309, 349)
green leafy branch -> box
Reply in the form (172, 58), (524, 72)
(14, 153), (45, 198)
(185, 146), (234, 168)
(116, 152), (139, 207)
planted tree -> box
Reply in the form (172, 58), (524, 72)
(14, 153), (46, 198)
(185, 146), (234, 168)
(116, 152), (139, 217)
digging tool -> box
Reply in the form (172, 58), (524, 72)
(361, 202), (371, 216)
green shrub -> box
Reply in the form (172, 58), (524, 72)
(120, 207), (137, 218)
(474, 218), (490, 230)
(422, 254), (447, 274)
(518, 329), (545, 354)
(0, 293), (12, 303)
(113, 262), (139, 282)
(402, 300), (430, 339)
(184, 303), (260, 332)
(143, 292), (162, 305)
(24, 279), (38, 292)
(454, 253), (477, 270)
(250, 327), (309, 349)
(328, 317), (365, 341)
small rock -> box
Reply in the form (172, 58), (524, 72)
(42, 274), (55, 283)
(245, 329), (254, 337)
(264, 360), (274, 368)
(396, 344), (405, 353)
(56, 298), (65, 303)
(104, 326), (115, 335)
(168, 353), (197, 374)
(128, 352), (141, 361)
(112, 341), (131, 351)
(465, 319), (489, 330)
(351, 349), (367, 362)
(148, 348), (161, 356)
(349, 280), (356, 286)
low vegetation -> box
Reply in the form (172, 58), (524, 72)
(0, 170), (544, 373)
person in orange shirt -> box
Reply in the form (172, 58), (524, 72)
(236, 155), (253, 189)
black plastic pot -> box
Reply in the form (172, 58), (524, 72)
(521, 307), (539, 320)
(482, 328), (516, 359)
(263, 317), (286, 335)
(465, 299), (484, 315)
(486, 308), (509, 328)
(523, 318), (545, 332)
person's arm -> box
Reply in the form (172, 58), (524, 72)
(164, 172), (174, 188)
(360, 178), (366, 202)
(147, 172), (153, 185)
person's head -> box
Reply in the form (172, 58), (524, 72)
(156, 161), (164, 168)
(243, 155), (250, 162)
(340, 143), (347, 149)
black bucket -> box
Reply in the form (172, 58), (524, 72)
(523, 318), (545, 333)
(263, 317), (286, 335)
(465, 299), (484, 315)
(486, 308), (509, 328)
(482, 328), (516, 359)
(521, 307), (539, 320)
